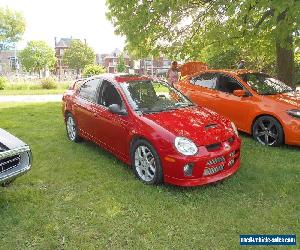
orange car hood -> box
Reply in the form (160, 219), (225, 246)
(266, 91), (300, 109)
(180, 61), (208, 77)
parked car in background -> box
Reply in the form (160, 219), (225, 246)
(62, 74), (241, 187)
(175, 64), (300, 147)
(0, 128), (32, 186)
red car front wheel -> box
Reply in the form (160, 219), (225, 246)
(131, 139), (163, 185)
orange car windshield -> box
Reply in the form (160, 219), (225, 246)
(239, 73), (293, 95)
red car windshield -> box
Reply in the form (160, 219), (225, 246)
(239, 73), (293, 95)
(120, 80), (194, 113)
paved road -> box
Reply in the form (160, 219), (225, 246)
(0, 94), (63, 103)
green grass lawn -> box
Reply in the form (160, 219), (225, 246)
(0, 102), (299, 249)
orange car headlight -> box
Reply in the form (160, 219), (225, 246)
(287, 109), (300, 119)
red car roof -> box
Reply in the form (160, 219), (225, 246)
(114, 74), (151, 83)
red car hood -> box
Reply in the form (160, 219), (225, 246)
(143, 106), (234, 146)
(266, 91), (300, 109)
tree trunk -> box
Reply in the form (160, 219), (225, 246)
(276, 11), (295, 89)
(276, 36), (295, 89)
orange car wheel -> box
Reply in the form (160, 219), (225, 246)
(252, 116), (284, 146)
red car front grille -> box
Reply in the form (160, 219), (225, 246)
(203, 164), (224, 176)
(206, 156), (225, 166)
(203, 149), (239, 176)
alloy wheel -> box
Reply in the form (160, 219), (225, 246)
(254, 119), (279, 146)
(67, 116), (76, 141)
(134, 145), (156, 182)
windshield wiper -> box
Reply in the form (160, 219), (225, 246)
(261, 92), (277, 95)
(137, 104), (193, 114)
(140, 107), (177, 113)
(280, 89), (293, 94)
(175, 103), (194, 108)
(141, 110), (163, 114)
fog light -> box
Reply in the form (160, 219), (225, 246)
(183, 163), (194, 176)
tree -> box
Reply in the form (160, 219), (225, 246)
(19, 40), (56, 77)
(63, 40), (95, 76)
(82, 64), (106, 78)
(106, 0), (300, 87)
(0, 7), (25, 49)
(117, 54), (126, 72)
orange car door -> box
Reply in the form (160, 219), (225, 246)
(213, 73), (254, 131)
(184, 73), (219, 111)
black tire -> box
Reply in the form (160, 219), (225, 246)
(65, 113), (81, 142)
(252, 116), (284, 146)
(1, 179), (15, 187)
(131, 139), (163, 185)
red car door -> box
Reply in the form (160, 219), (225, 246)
(73, 79), (101, 138)
(92, 80), (131, 159)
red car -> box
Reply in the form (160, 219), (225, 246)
(62, 74), (241, 187)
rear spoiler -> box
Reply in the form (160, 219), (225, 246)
(180, 61), (208, 77)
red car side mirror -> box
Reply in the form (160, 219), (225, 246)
(233, 89), (247, 97)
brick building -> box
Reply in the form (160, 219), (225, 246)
(0, 50), (19, 74)
(54, 37), (83, 79)
(133, 57), (172, 76)
(97, 49), (172, 76)
(97, 48), (132, 73)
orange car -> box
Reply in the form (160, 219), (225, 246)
(175, 63), (300, 146)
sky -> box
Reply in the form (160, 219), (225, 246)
(0, 0), (125, 54)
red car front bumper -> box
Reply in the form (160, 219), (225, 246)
(162, 137), (241, 187)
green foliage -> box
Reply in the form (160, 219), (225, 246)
(116, 54), (126, 72)
(107, 0), (299, 56)
(203, 37), (277, 73)
(106, 0), (299, 80)
(82, 64), (106, 78)
(0, 76), (7, 90)
(295, 52), (300, 84)
(40, 78), (57, 89)
(19, 40), (56, 74)
(205, 48), (240, 69)
(0, 7), (25, 48)
(63, 40), (95, 71)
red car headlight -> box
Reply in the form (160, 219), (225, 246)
(231, 122), (239, 136)
(174, 137), (198, 156)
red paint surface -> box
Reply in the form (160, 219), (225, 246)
(62, 74), (241, 186)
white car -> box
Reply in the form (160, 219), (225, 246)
(0, 128), (32, 186)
